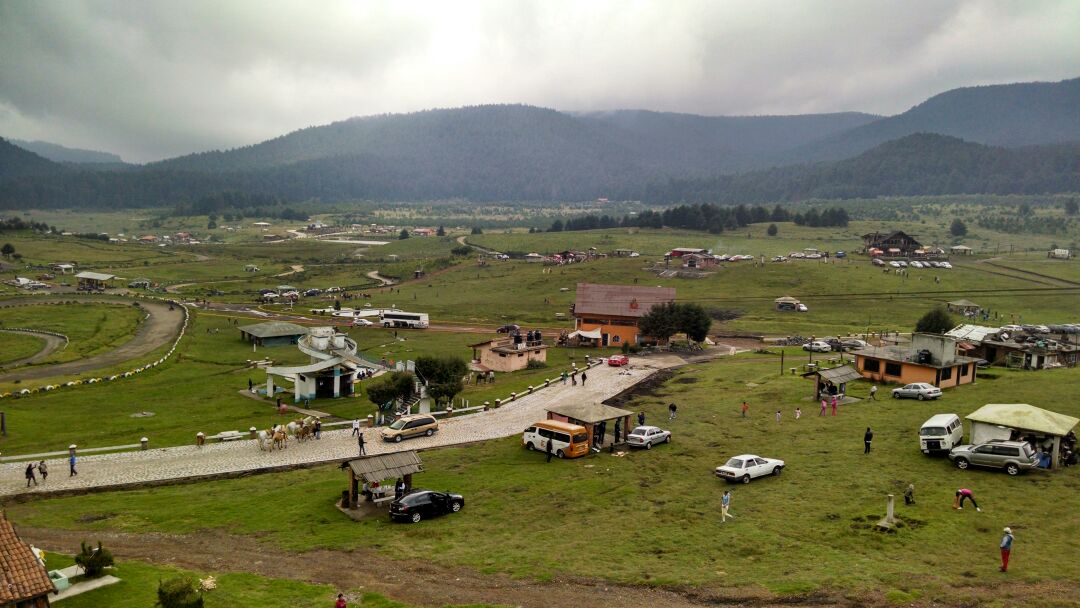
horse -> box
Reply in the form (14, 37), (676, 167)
(256, 430), (272, 451)
(272, 430), (288, 450)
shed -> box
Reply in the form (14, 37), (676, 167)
(802, 365), (863, 400)
(946, 299), (981, 314)
(966, 403), (1079, 468)
(344, 451), (424, 508)
(0, 513), (56, 607)
(950, 245), (974, 255)
(74, 271), (115, 290)
(774, 295), (801, 311)
(547, 402), (634, 447)
(238, 321), (309, 346)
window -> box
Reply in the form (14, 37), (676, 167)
(525, 427), (536, 434)
(961, 364), (970, 376)
(538, 429), (553, 439)
(612, 335), (621, 343)
(940, 366), (953, 381)
(863, 359), (880, 373)
(884, 362), (902, 376)
(582, 318), (610, 325)
(993, 446), (1019, 457)
(553, 432), (570, 443)
(572, 433), (588, 443)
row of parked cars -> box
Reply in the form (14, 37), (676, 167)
(802, 337), (870, 352)
(873, 259), (953, 269)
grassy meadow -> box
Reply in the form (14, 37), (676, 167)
(0, 302), (144, 364)
(0, 332), (45, 364)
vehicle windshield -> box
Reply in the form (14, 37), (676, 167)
(388, 419), (408, 430)
(920, 427), (946, 436)
(724, 458), (744, 468)
(572, 433), (588, 443)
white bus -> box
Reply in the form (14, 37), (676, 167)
(380, 311), (429, 329)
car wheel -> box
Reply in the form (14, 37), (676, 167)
(1006, 464), (1020, 476)
(741, 475), (751, 484)
(451, 501), (462, 513)
(526, 442), (535, 451)
(955, 458), (970, 470)
(917, 393), (925, 401)
(557, 449), (565, 459)
(772, 466), (782, 476)
(665, 435), (671, 443)
(645, 441), (652, 450)
(892, 392), (900, 399)
(394, 435), (402, 443)
(425, 429), (434, 437)
(410, 512), (422, 523)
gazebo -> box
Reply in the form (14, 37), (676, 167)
(342, 451), (424, 509)
(947, 299), (981, 315)
(547, 402), (634, 448)
(802, 365), (863, 401)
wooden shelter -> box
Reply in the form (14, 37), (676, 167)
(74, 271), (114, 290)
(0, 513), (56, 608)
(946, 299), (981, 315)
(547, 402), (634, 447)
(343, 451), (424, 509)
(802, 365), (863, 400)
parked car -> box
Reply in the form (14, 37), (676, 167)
(835, 251), (846, 258)
(715, 454), (785, 483)
(888, 261), (901, 268)
(803, 340), (831, 352)
(948, 440), (1039, 475)
(910, 261), (924, 268)
(771, 256), (787, 262)
(841, 338), (870, 350)
(940, 262), (953, 269)
(303, 288), (322, 297)
(626, 425), (670, 449)
(607, 354), (630, 367)
(380, 414), (439, 442)
(891, 383), (942, 400)
(496, 324), (520, 334)
(796, 303), (808, 312)
(352, 318), (374, 327)
(919, 413), (963, 454)
(389, 489), (465, 523)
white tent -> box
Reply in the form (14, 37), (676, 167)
(967, 403), (1079, 468)
(567, 328), (602, 340)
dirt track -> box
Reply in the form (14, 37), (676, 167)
(0, 298), (185, 382)
(0, 329), (67, 370)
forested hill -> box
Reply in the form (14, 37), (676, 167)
(11, 139), (124, 164)
(782, 77), (1080, 164)
(642, 134), (1080, 204)
(0, 138), (66, 180)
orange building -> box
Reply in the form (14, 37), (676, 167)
(0, 513), (56, 607)
(571, 283), (676, 347)
(852, 333), (979, 389)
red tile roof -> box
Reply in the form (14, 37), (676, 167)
(0, 513), (56, 603)
(574, 283), (676, 319)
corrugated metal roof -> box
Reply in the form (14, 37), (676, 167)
(805, 365), (863, 384)
(947, 299), (981, 308)
(548, 402), (634, 424)
(967, 403), (1079, 437)
(75, 271), (115, 281)
(574, 283), (676, 319)
(238, 321), (309, 338)
(945, 324), (1001, 341)
(348, 451), (424, 483)
(0, 514), (56, 603)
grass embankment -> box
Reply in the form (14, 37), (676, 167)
(0, 302), (143, 365)
(12, 356), (1080, 603)
(0, 332), (45, 364)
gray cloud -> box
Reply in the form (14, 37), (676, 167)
(1, 0), (1077, 162)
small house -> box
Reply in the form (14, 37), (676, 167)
(469, 335), (548, 373)
(1048, 248), (1071, 260)
(774, 296), (802, 311)
(137, 235), (157, 243)
(950, 245), (974, 256)
(682, 253), (718, 269)
(48, 263), (75, 274)
(411, 228), (437, 237)
(946, 299), (981, 316)
(862, 231), (922, 256)
(852, 333), (979, 389)
(547, 402), (635, 447)
(572, 283), (677, 347)
(523, 253), (544, 262)
(966, 403), (1078, 468)
(341, 451), (424, 510)
(666, 247), (706, 258)
(238, 321), (309, 347)
(74, 271), (115, 290)
(0, 512), (56, 607)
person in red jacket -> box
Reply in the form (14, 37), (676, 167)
(953, 488), (982, 512)
(335, 593), (347, 608)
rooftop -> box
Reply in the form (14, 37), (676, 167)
(348, 451), (424, 483)
(967, 403), (1079, 437)
(75, 271), (115, 281)
(574, 283), (676, 319)
(238, 321), (310, 338)
(0, 513), (56, 603)
(548, 402), (634, 424)
(852, 345), (981, 368)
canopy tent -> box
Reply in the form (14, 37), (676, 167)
(947, 299), (981, 312)
(344, 451), (424, 509)
(548, 402), (634, 446)
(966, 403), (1079, 468)
(567, 328), (602, 340)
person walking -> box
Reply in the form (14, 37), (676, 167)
(248, 378), (254, 392)
(831, 394), (838, 416)
(37, 460), (47, 483)
(953, 488), (981, 512)
(314, 418), (322, 440)
(668, 403), (677, 420)
(25, 462), (37, 487)
(637, 411), (646, 426)
(580, 371), (587, 386)
(903, 483), (915, 505)
(571, 373), (577, 386)
(819, 398), (827, 416)
(775, 410), (782, 424)
(794, 407), (802, 420)
(721, 490), (735, 522)
(546, 436), (554, 462)
(357, 431), (366, 456)
(999, 527), (1014, 572)
(395, 478), (406, 499)
(335, 592), (348, 608)
(69, 453), (77, 477)
(864, 427), (873, 454)
(741, 401), (749, 418)
(561, 371), (568, 385)
(351, 418), (361, 437)
(869, 385), (878, 400)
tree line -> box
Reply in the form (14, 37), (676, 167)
(548, 203), (847, 234)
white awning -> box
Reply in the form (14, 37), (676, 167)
(568, 328), (602, 340)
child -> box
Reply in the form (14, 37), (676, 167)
(775, 410), (782, 423)
(794, 407), (802, 420)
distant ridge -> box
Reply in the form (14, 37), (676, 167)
(12, 139), (124, 164)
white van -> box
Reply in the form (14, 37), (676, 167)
(920, 414), (963, 454)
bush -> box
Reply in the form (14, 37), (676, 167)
(157, 577), (204, 608)
(525, 359), (547, 369)
(74, 541), (114, 578)
(620, 341), (630, 354)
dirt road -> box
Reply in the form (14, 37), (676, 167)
(0, 298), (185, 383)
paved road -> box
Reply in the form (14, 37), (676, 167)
(0, 298), (185, 383)
(0, 353), (693, 497)
(0, 329), (67, 370)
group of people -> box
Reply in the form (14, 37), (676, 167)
(23, 454), (78, 487)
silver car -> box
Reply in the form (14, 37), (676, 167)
(891, 383), (942, 400)
(948, 441), (1039, 476)
(627, 426), (671, 450)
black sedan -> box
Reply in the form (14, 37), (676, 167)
(496, 324), (520, 334)
(389, 490), (465, 523)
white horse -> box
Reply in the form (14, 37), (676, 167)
(256, 430), (272, 451)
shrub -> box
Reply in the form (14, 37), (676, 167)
(74, 541), (114, 578)
(620, 341), (630, 354)
(525, 359), (547, 369)
(157, 577), (204, 608)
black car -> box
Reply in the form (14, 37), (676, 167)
(389, 490), (465, 523)
(495, 324), (520, 334)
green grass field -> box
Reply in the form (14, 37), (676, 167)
(0, 302), (143, 364)
(12, 356), (1080, 604)
(0, 332), (45, 364)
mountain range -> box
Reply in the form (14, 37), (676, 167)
(1, 76), (1078, 209)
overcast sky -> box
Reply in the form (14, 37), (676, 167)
(1, 0), (1078, 162)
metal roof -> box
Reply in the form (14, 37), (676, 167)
(0, 514), (56, 603)
(945, 324), (1001, 341)
(774, 296), (801, 304)
(238, 321), (309, 338)
(75, 271), (115, 281)
(548, 402), (634, 424)
(947, 299), (981, 308)
(803, 365), (863, 384)
(348, 451), (424, 483)
(574, 283), (676, 319)
(966, 403), (1079, 437)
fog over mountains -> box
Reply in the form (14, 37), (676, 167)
(1, 76), (1078, 209)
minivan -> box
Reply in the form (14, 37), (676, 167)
(920, 414), (963, 454)
(380, 414), (439, 442)
(523, 420), (590, 459)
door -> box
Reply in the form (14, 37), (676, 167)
(751, 458), (769, 477)
(602, 332), (609, 347)
(970, 445), (994, 466)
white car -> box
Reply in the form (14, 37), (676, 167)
(888, 261), (901, 268)
(910, 261), (924, 268)
(802, 340), (831, 352)
(352, 318), (374, 327)
(940, 262), (953, 269)
(626, 426), (671, 450)
(891, 383), (942, 400)
(715, 454), (785, 484)
(796, 303), (808, 312)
